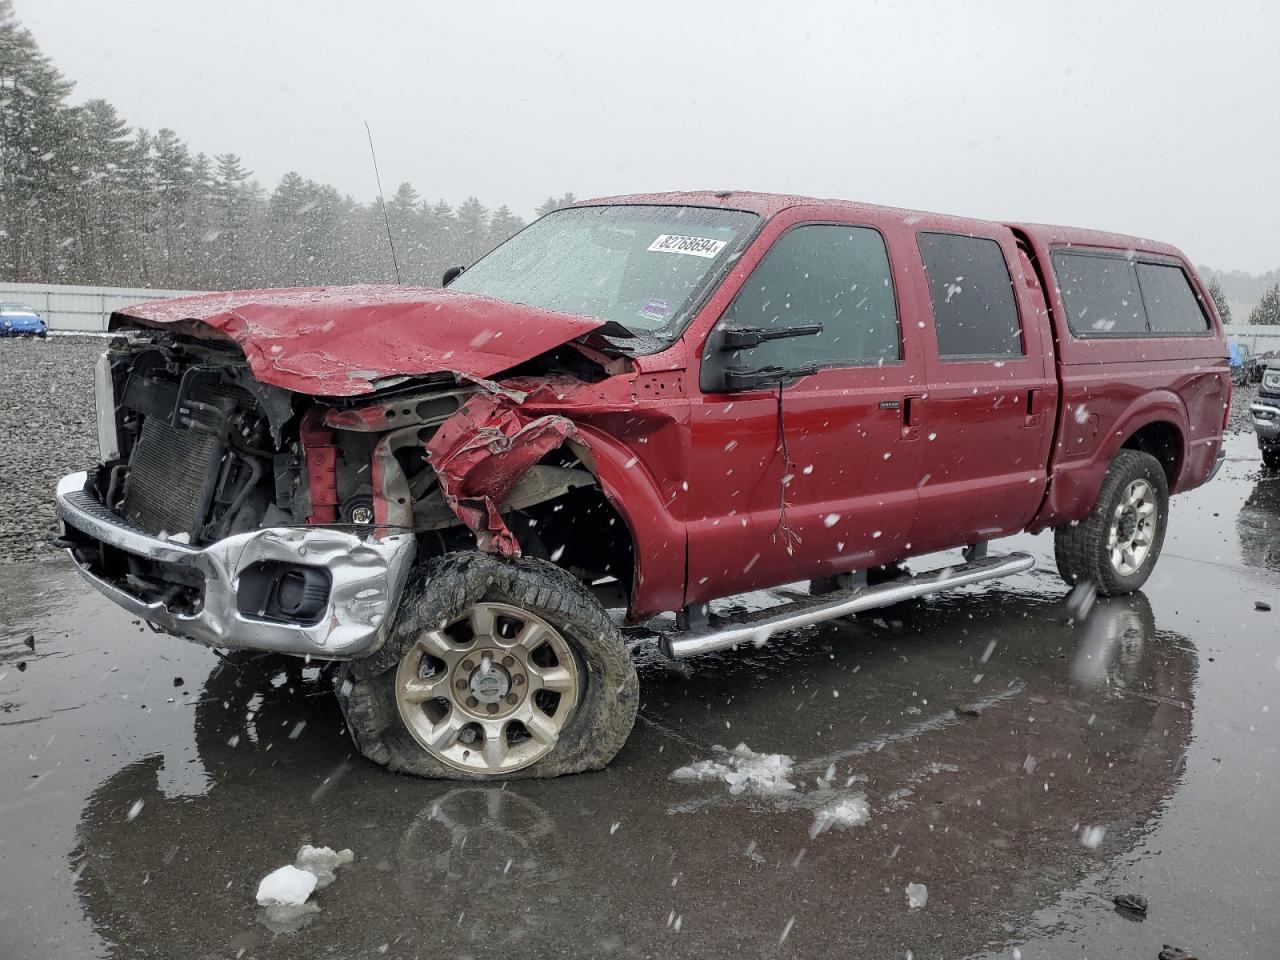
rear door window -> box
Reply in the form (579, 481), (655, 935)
(918, 232), (1023, 358)
(1136, 262), (1210, 333)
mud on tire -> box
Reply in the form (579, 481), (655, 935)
(1054, 449), (1169, 597)
(335, 551), (638, 780)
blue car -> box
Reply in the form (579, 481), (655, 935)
(0, 302), (48, 338)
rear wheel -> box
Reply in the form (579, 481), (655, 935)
(336, 551), (638, 779)
(1054, 450), (1169, 597)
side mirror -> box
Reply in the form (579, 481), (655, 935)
(442, 265), (466, 286)
(699, 323), (824, 393)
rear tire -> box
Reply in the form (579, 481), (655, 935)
(1054, 450), (1169, 597)
(336, 551), (638, 780)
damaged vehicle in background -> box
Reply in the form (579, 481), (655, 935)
(54, 192), (1230, 780)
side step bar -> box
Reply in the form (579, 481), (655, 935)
(659, 551), (1035, 659)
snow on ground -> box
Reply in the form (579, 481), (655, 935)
(670, 743), (798, 796)
(255, 844), (354, 933)
(809, 795), (871, 837)
(256, 865), (317, 907)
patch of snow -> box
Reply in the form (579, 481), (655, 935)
(1079, 825), (1106, 849)
(809, 794), (870, 837)
(256, 865), (317, 906)
(294, 844), (354, 889)
(670, 743), (798, 796)
(255, 843), (355, 934)
(906, 881), (928, 909)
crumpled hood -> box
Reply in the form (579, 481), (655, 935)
(110, 284), (607, 396)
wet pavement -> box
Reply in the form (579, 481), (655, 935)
(2, 432), (1277, 959)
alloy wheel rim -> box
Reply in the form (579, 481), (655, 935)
(395, 602), (580, 775)
(1107, 479), (1158, 576)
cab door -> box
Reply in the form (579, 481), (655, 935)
(906, 229), (1056, 554)
(684, 218), (928, 606)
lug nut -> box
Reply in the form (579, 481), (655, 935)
(455, 679), (467, 690)
(486, 703), (499, 714)
(461, 660), (474, 672)
(513, 675), (525, 686)
(501, 655), (515, 667)
(505, 693), (518, 705)
(466, 696), (478, 708)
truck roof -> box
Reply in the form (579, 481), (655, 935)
(577, 190), (1186, 261)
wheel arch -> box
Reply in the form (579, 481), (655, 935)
(1035, 390), (1189, 528)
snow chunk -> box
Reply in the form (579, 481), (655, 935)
(906, 882), (928, 909)
(256, 865), (317, 906)
(256, 844), (354, 906)
(809, 794), (870, 837)
(295, 844), (354, 889)
(670, 743), (797, 796)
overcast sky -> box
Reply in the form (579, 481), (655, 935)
(20, 0), (1280, 272)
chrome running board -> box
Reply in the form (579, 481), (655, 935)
(659, 551), (1035, 659)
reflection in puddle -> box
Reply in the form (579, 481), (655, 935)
(1237, 474), (1280, 573)
(65, 586), (1199, 958)
(1071, 592), (1151, 686)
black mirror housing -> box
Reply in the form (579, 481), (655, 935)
(699, 322), (824, 393)
(442, 265), (466, 286)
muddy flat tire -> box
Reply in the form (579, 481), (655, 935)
(1054, 450), (1169, 597)
(335, 551), (638, 780)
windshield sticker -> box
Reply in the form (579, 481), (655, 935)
(638, 297), (670, 321)
(647, 234), (728, 258)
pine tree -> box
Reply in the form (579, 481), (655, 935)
(454, 196), (490, 265)
(149, 128), (196, 285)
(209, 153), (260, 289)
(487, 205), (525, 250)
(1248, 284), (1280, 327)
(1206, 278), (1232, 325)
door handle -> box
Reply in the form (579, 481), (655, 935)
(902, 395), (923, 439)
(1025, 388), (1045, 426)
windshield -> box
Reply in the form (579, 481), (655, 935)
(448, 205), (759, 335)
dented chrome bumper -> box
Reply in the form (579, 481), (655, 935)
(54, 472), (415, 659)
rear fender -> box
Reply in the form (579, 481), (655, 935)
(1033, 389), (1188, 529)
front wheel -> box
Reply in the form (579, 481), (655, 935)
(336, 552), (638, 780)
(1054, 450), (1169, 597)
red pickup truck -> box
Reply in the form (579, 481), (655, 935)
(55, 191), (1229, 780)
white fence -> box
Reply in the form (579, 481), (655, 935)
(0, 282), (206, 332)
(1228, 324), (1280, 354)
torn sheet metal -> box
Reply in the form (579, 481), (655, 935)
(426, 393), (580, 556)
(110, 285), (607, 396)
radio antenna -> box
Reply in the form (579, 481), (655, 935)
(364, 121), (402, 284)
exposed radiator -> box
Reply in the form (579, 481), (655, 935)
(118, 415), (222, 537)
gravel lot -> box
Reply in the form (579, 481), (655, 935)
(0, 335), (1265, 564)
(0, 336), (103, 563)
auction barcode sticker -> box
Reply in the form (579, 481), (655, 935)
(646, 234), (728, 258)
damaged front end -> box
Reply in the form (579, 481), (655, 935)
(56, 325), (633, 658)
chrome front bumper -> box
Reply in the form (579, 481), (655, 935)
(55, 471), (416, 659)
(1251, 402), (1280, 445)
